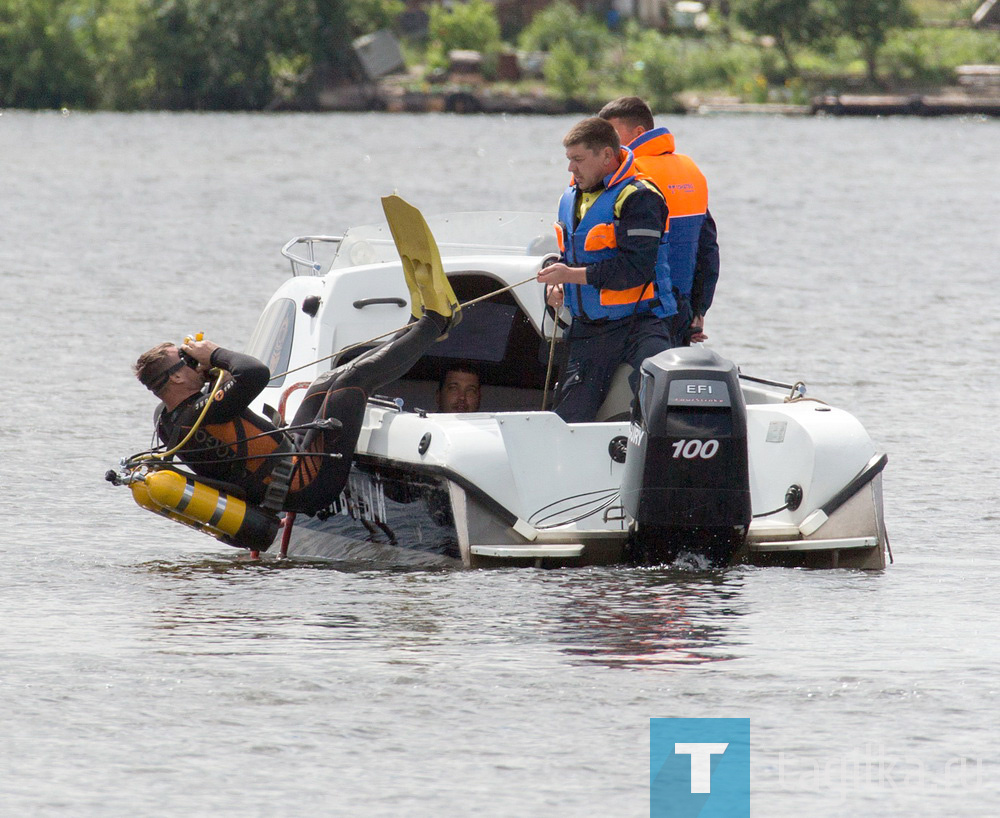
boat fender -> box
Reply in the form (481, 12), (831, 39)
(131, 470), (279, 551)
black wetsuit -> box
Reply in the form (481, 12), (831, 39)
(157, 348), (290, 505)
(158, 313), (445, 515)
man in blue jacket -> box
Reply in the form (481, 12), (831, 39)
(599, 96), (720, 346)
(537, 117), (676, 423)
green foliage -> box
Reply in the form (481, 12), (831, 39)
(428, 0), (501, 55)
(618, 30), (688, 111)
(608, 27), (763, 101)
(683, 41), (766, 90)
(0, 0), (380, 109)
(0, 0), (96, 107)
(423, 41), (450, 78)
(824, 0), (917, 83)
(742, 73), (770, 102)
(128, 0), (285, 109)
(543, 38), (589, 100)
(346, 0), (403, 34)
(734, 0), (828, 75)
(881, 27), (1000, 84)
(519, 0), (611, 68)
(83, 0), (157, 108)
(0, 0), (993, 111)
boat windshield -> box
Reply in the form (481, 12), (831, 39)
(331, 211), (558, 269)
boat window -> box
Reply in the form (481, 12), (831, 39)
(432, 302), (518, 363)
(330, 212), (557, 270)
(246, 298), (296, 388)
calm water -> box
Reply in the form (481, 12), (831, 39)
(2, 110), (999, 816)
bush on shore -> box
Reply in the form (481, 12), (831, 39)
(0, 0), (995, 111)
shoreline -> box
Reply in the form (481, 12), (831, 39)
(314, 84), (1000, 117)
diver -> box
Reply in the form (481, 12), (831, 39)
(132, 248), (459, 525)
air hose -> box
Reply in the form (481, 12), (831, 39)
(128, 367), (227, 467)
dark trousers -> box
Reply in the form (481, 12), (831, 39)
(284, 314), (443, 514)
(555, 312), (674, 423)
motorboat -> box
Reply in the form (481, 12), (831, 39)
(234, 205), (889, 570)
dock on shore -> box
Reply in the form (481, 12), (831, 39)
(315, 84), (1000, 118)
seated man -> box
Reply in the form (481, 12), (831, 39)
(436, 362), (481, 413)
(133, 232), (458, 520)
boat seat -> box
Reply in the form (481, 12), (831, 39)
(594, 364), (634, 422)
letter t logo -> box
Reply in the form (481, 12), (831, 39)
(674, 743), (729, 793)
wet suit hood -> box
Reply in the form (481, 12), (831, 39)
(628, 127), (676, 158)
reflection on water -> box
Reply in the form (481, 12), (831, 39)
(135, 556), (749, 668)
(547, 566), (748, 669)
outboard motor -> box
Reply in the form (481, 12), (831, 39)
(621, 346), (751, 566)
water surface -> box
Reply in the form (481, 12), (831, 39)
(2, 110), (999, 815)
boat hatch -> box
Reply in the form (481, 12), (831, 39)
(380, 271), (552, 413)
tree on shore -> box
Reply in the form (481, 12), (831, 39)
(0, 0), (96, 107)
(825, 0), (917, 85)
(734, 0), (827, 77)
(0, 0), (396, 110)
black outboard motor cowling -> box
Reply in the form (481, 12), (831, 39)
(621, 346), (751, 566)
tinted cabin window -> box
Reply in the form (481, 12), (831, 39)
(404, 273), (548, 389)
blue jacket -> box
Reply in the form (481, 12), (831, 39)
(555, 148), (675, 321)
(629, 127), (718, 312)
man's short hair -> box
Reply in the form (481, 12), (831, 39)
(134, 342), (176, 394)
(563, 116), (620, 154)
(598, 96), (655, 132)
(438, 360), (480, 392)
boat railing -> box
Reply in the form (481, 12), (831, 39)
(281, 235), (344, 276)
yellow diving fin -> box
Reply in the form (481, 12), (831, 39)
(381, 194), (461, 332)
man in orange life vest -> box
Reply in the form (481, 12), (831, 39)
(537, 117), (676, 423)
(599, 96), (720, 346)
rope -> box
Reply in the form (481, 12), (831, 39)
(125, 419), (342, 469)
(528, 488), (621, 528)
(270, 273), (539, 381)
(540, 302), (562, 411)
(782, 380), (827, 405)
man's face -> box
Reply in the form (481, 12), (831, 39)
(605, 117), (644, 149)
(438, 371), (481, 413)
(566, 142), (615, 191)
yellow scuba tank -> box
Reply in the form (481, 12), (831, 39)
(130, 469), (279, 551)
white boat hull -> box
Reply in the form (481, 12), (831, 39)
(246, 212), (888, 570)
(277, 397), (887, 570)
